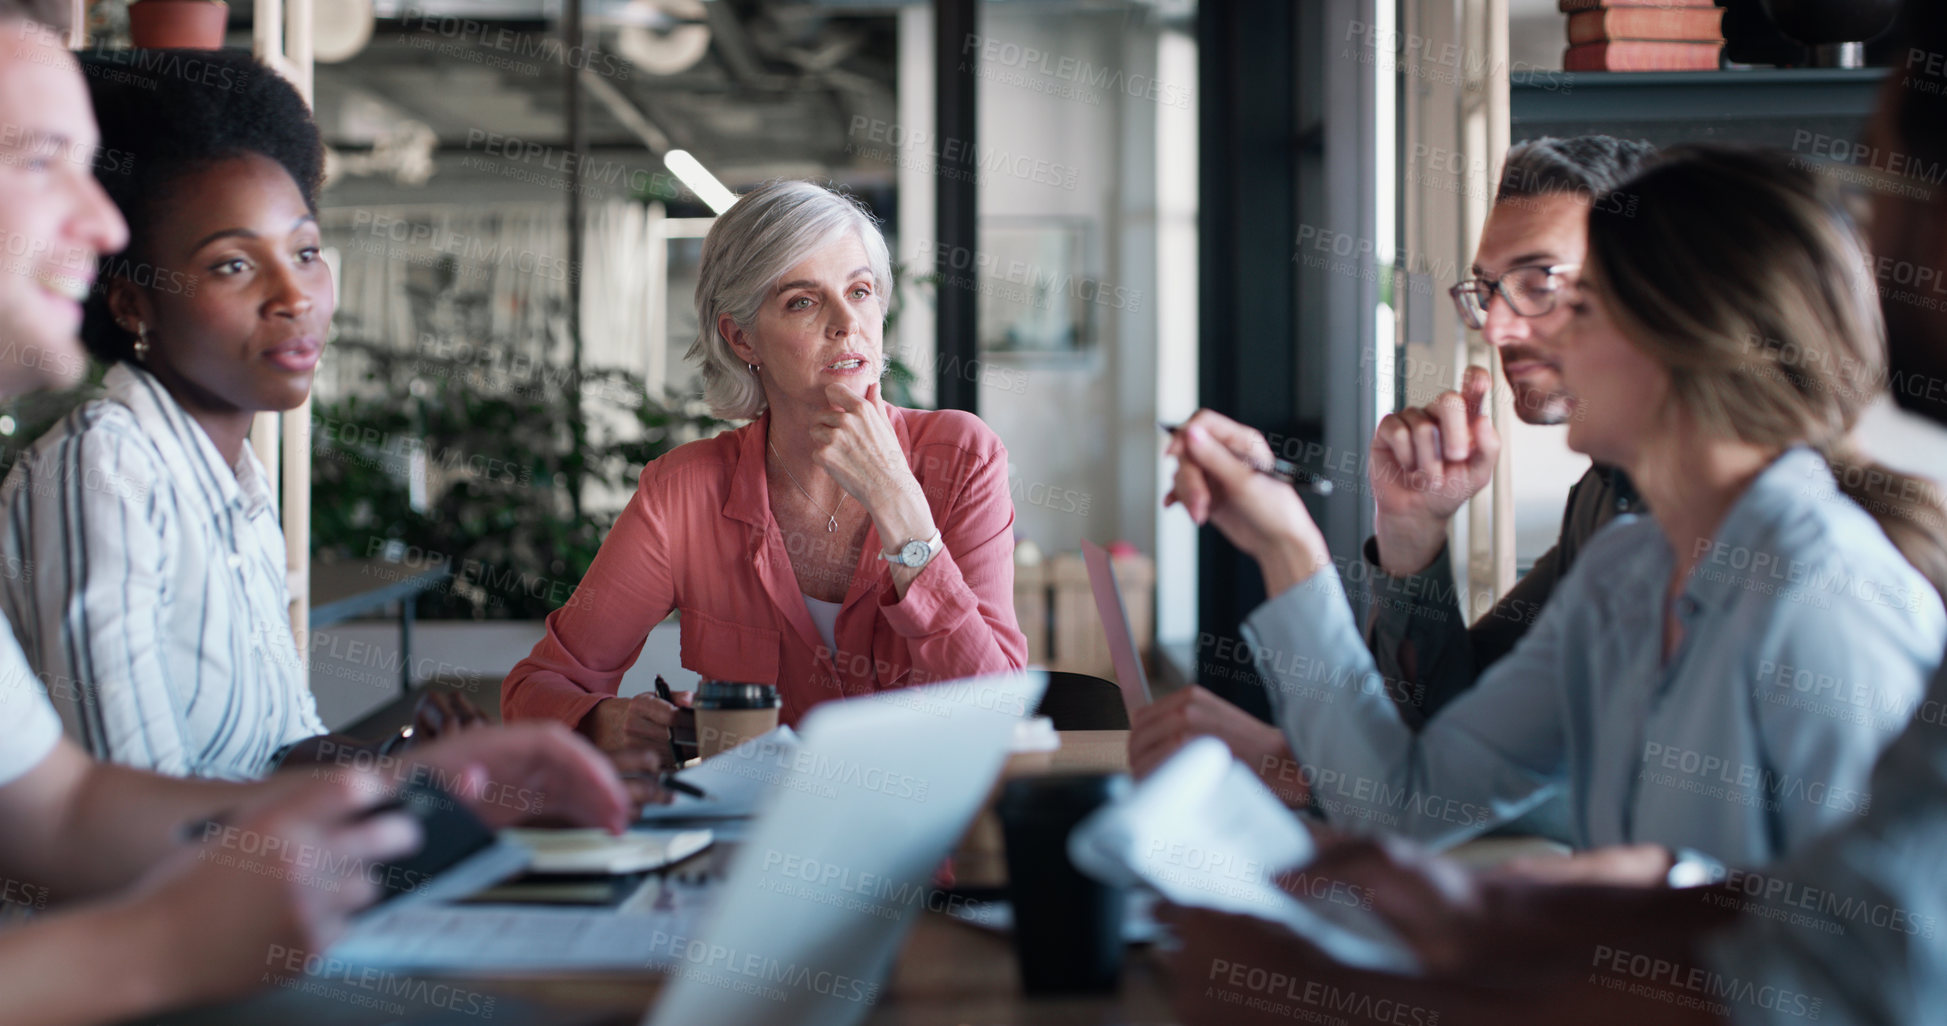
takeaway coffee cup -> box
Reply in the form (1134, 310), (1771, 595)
(997, 772), (1130, 994)
(694, 681), (782, 759)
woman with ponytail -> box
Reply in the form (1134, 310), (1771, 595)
(1581, 147), (1947, 600)
(1166, 145), (1946, 871)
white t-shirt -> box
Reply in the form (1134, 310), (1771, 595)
(0, 618), (59, 787)
(803, 595), (842, 657)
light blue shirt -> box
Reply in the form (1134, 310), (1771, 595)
(1697, 405), (1947, 1024)
(1703, 657), (1947, 1023)
(1241, 447), (1945, 867)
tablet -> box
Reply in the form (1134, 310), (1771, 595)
(365, 782), (531, 911)
(1082, 540), (1153, 718)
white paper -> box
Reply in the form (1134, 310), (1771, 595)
(329, 876), (716, 973)
(635, 726), (800, 821)
(1068, 737), (1420, 974)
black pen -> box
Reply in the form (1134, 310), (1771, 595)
(1159, 421), (1335, 496)
(625, 772), (710, 801)
(179, 813), (229, 844)
(654, 674), (683, 770)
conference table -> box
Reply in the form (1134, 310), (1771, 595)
(486, 730), (1176, 1026)
(151, 731), (1180, 1026)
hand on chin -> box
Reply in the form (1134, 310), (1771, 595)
(824, 381), (873, 409)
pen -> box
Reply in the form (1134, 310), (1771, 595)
(1160, 420), (1331, 496)
(624, 772), (711, 801)
(654, 674), (683, 770)
(179, 813), (229, 844)
(1159, 422), (1335, 496)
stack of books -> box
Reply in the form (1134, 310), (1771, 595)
(1561, 0), (1725, 71)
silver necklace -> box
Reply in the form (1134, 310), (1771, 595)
(768, 439), (844, 532)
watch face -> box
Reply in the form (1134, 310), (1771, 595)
(902, 540), (929, 565)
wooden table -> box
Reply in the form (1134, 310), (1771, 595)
(498, 730), (1170, 1024)
(466, 883), (1178, 1026)
(1011, 730), (1131, 775)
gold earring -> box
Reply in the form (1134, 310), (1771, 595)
(132, 323), (151, 361)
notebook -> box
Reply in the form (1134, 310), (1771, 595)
(503, 828), (715, 875)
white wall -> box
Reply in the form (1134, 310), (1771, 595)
(968, 7), (1179, 559)
(1509, 0), (1564, 71)
(1505, 418), (1591, 567)
(1153, 27), (1200, 649)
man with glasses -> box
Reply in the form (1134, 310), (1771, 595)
(1164, 5), (1947, 1022)
(1130, 136), (1657, 794)
(1369, 136), (1656, 725)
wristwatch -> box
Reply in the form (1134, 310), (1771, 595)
(1665, 848), (1726, 888)
(881, 531), (945, 569)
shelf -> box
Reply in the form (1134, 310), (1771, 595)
(1511, 67), (1889, 148)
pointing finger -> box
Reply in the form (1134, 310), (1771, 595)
(1462, 365), (1491, 418)
(1427, 390), (1471, 463)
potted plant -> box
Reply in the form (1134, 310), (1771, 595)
(127, 0), (227, 49)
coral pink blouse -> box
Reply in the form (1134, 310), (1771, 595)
(501, 404), (1029, 729)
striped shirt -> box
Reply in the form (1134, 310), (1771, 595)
(0, 363), (323, 779)
(0, 614), (60, 787)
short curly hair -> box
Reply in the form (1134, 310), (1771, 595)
(79, 49), (324, 364)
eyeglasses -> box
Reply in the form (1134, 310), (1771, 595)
(1448, 263), (1580, 330)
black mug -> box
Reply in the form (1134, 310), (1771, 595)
(996, 771), (1131, 994)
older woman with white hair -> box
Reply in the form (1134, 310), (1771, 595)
(502, 180), (1028, 750)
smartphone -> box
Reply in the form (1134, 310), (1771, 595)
(364, 781), (531, 909)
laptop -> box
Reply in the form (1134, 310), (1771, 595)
(641, 669), (1049, 1026)
(1081, 540), (1153, 719)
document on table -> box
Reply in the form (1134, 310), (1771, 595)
(636, 726), (800, 821)
(328, 875), (716, 973)
(1068, 737), (1420, 975)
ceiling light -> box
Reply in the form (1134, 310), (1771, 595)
(663, 149), (738, 214)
